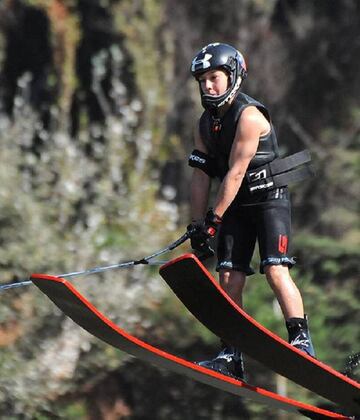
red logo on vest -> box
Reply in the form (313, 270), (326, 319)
(278, 234), (288, 254)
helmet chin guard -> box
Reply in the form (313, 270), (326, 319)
(190, 43), (247, 115)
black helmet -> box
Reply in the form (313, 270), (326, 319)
(190, 42), (247, 114)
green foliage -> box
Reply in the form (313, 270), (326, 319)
(113, 0), (171, 154)
(56, 401), (88, 419)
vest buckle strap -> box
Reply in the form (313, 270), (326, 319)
(246, 150), (315, 194)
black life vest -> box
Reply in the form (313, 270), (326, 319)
(199, 92), (279, 181)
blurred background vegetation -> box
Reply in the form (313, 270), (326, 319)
(0, 0), (358, 418)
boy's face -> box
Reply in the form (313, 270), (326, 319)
(198, 69), (229, 97)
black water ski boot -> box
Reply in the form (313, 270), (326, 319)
(197, 345), (245, 381)
(286, 315), (316, 357)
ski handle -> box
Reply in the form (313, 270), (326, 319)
(0, 228), (213, 292)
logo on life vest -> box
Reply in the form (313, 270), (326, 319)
(248, 168), (267, 182)
(249, 181), (274, 192)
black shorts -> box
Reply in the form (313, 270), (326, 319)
(216, 188), (295, 275)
